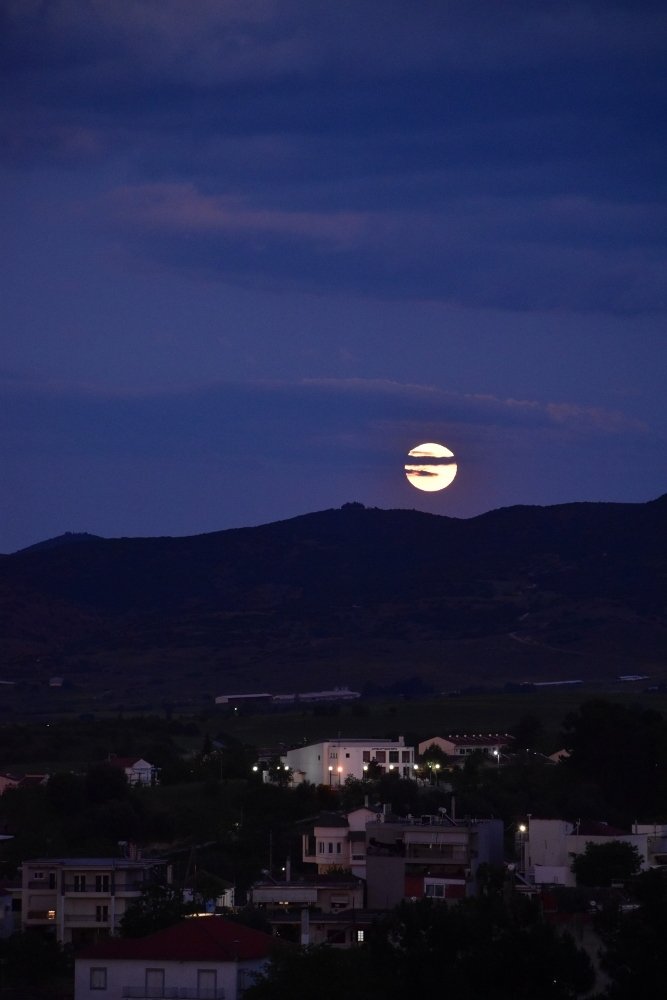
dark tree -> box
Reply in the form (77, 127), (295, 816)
(572, 840), (642, 888)
(120, 884), (192, 938)
(597, 869), (667, 998)
(84, 762), (129, 805)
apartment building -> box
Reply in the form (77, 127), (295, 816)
(21, 856), (166, 947)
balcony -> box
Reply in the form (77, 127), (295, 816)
(63, 880), (145, 894)
(122, 989), (225, 999)
(64, 914), (111, 924)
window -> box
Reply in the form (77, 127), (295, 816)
(318, 842), (324, 854)
(336, 842), (342, 854)
(401, 751), (411, 763)
(90, 967), (107, 990)
(389, 751), (399, 763)
(375, 751), (386, 763)
(328, 843), (333, 854)
(345, 752), (350, 758)
(425, 883), (445, 898)
(145, 969), (165, 995)
(95, 905), (109, 923)
(198, 970), (217, 994)
(95, 875), (110, 893)
(357, 930), (365, 943)
(74, 874), (87, 892)
(362, 751), (370, 762)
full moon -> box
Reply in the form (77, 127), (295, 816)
(405, 442), (457, 492)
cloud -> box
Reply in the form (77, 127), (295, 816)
(1, 378), (647, 465)
(97, 182), (667, 313)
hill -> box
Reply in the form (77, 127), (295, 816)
(0, 497), (666, 713)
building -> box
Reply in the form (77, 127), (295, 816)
(298, 806), (503, 907)
(283, 737), (416, 785)
(419, 734), (513, 761)
(74, 916), (275, 1000)
(249, 872), (366, 947)
(21, 856), (167, 946)
(520, 818), (667, 887)
(365, 813), (504, 908)
(108, 756), (158, 786)
(301, 807), (378, 877)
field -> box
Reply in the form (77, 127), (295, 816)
(210, 683), (667, 752)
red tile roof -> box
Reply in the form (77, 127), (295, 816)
(79, 917), (275, 962)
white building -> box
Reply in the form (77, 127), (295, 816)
(302, 806), (379, 876)
(108, 756), (158, 786)
(283, 737), (416, 785)
(75, 916), (274, 1000)
(521, 818), (662, 887)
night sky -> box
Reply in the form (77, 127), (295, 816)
(2, 1), (666, 553)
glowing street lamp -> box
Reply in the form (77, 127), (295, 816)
(328, 765), (333, 786)
(493, 749), (500, 768)
(337, 765), (343, 785)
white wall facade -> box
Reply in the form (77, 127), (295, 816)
(526, 819), (650, 887)
(283, 738), (415, 785)
(75, 955), (267, 1000)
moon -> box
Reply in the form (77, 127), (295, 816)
(405, 442), (457, 492)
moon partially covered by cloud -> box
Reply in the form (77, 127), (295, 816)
(405, 442), (457, 492)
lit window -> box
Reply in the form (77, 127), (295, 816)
(90, 967), (107, 990)
(357, 930), (364, 942)
(47, 910), (56, 920)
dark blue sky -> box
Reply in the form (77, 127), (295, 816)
(2, 1), (666, 552)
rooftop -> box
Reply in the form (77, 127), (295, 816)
(79, 916), (275, 962)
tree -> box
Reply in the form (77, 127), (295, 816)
(84, 762), (129, 805)
(596, 869), (667, 998)
(246, 897), (594, 999)
(571, 841), (642, 888)
(120, 883), (191, 938)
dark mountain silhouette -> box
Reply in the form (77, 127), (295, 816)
(1, 497), (666, 711)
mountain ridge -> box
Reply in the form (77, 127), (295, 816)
(1, 496), (665, 711)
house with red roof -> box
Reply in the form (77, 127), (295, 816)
(74, 916), (276, 999)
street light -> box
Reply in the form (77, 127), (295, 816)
(493, 750), (500, 768)
(328, 765), (333, 786)
(337, 765), (343, 786)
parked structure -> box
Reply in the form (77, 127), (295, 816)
(21, 856), (167, 946)
(74, 916), (274, 1000)
(283, 737), (416, 784)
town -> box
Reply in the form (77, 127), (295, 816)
(0, 688), (665, 998)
